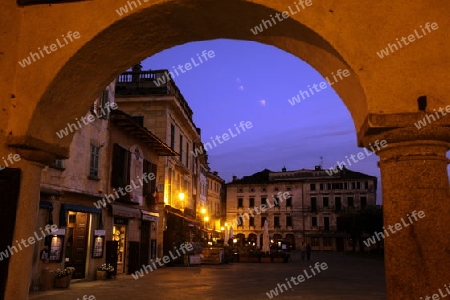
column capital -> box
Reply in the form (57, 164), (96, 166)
(359, 125), (450, 156)
(357, 112), (450, 146)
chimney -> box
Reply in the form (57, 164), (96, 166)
(213, 171), (218, 176)
(282, 167), (286, 172)
(232, 175), (237, 182)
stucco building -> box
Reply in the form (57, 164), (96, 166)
(114, 67), (205, 258)
(225, 166), (377, 251)
(32, 82), (175, 288)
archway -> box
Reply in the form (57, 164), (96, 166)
(2, 1), (450, 299)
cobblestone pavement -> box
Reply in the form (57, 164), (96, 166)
(29, 251), (386, 300)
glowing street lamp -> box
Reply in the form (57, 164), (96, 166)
(201, 208), (206, 215)
(178, 192), (185, 201)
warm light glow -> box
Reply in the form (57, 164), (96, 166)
(204, 216), (209, 222)
(224, 222), (228, 227)
(220, 226), (225, 231)
(178, 192), (185, 200)
(233, 238), (237, 244)
(201, 208), (206, 214)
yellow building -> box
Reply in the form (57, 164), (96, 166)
(114, 67), (203, 258)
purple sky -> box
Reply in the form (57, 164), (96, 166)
(141, 39), (450, 204)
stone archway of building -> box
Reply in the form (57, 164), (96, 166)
(2, 1), (450, 300)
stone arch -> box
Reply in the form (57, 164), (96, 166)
(13, 0), (374, 159)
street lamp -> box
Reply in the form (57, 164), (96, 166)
(178, 192), (185, 201)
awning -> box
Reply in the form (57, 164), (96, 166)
(59, 203), (102, 227)
(112, 205), (140, 218)
(141, 210), (159, 222)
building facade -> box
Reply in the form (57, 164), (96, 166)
(225, 166), (377, 251)
(114, 67), (204, 258)
(206, 171), (225, 242)
(31, 82), (175, 289)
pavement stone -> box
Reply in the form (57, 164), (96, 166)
(29, 251), (386, 300)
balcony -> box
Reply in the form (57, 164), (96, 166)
(115, 69), (194, 124)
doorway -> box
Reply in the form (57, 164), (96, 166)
(65, 212), (89, 279)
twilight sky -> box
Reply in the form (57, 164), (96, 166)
(141, 39), (450, 204)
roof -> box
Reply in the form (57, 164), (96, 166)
(228, 167), (377, 185)
(110, 110), (178, 156)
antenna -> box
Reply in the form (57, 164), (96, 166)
(320, 156), (323, 168)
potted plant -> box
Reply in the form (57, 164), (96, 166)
(96, 263), (114, 280)
(53, 267), (75, 288)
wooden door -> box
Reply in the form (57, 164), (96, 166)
(139, 221), (150, 267)
(127, 241), (140, 274)
(67, 212), (88, 279)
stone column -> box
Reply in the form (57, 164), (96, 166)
(4, 157), (43, 300)
(364, 128), (450, 300)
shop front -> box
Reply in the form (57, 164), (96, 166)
(109, 205), (140, 274)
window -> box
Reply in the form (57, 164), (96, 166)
(286, 195), (292, 207)
(324, 217), (330, 231)
(249, 216), (255, 227)
(131, 116), (144, 126)
(261, 187), (266, 192)
(51, 159), (64, 170)
(311, 237), (319, 246)
(274, 187), (279, 191)
(361, 196), (367, 208)
(356, 182), (361, 189)
(238, 198), (243, 208)
(261, 197), (267, 206)
(238, 188), (243, 193)
(237, 216), (244, 227)
(274, 216), (280, 228)
(261, 216), (267, 228)
(274, 195), (280, 207)
(286, 187), (291, 191)
(323, 237), (332, 246)
(179, 135), (183, 163)
(320, 183), (324, 190)
(286, 216), (292, 227)
(323, 197), (329, 207)
(364, 181), (369, 189)
(311, 217), (317, 227)
(91, 90), (110, 119)
(89, 144), (100, 179)
(310, 183), (316, 191)
(170, 124), (175, 149)
(335, 197), (342, 211)
(250, 188), (254, 192)
(249, 197), (255, 207)
(347, 197), (354, 207)
(185, 142), (189, 168)
(111, 144), (131, 199)
(311, 197), (317, 212)
(143, 160), (158, 205)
